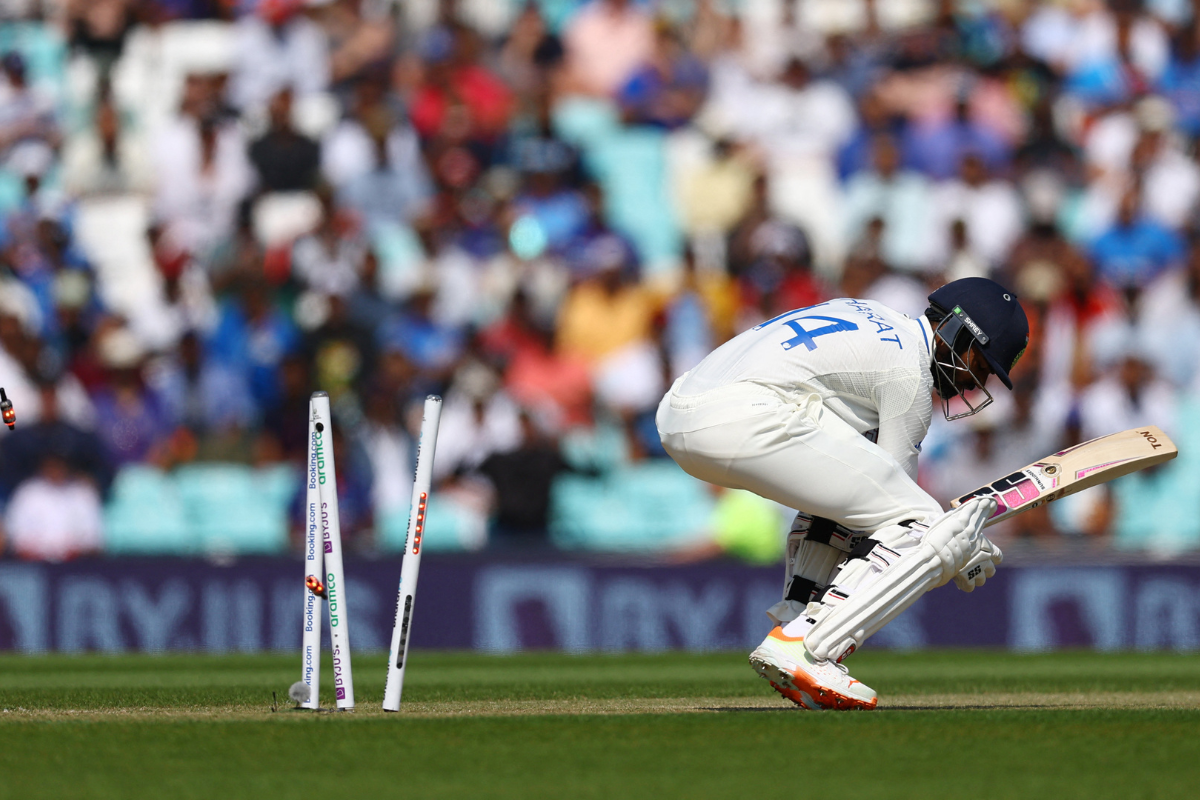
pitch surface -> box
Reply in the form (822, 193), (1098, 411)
(1, 651), (1198, 798)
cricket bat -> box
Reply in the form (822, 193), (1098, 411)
(950, 426), (1178, 528)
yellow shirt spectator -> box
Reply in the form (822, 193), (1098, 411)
(557, 270), (661, 363)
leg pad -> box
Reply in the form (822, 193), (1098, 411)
(803, 498), (996, 661)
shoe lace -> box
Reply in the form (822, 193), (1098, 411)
(815, 655), (850, 677)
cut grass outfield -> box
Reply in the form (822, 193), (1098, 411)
(1, 651), (1199, 799)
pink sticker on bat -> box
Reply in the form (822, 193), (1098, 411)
(1075, 459), (1134, 480)
(1001, 488), (1023, 508)
(1000, 480), (1041, 514)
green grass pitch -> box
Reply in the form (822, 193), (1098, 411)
(2, 650), (1199, 799)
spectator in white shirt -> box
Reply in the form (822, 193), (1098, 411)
(1064, 0), (1169, 86)
(152, 113), (254, 261)
(321, 81), (429, 193)
(1079, 96), (1199, 236)
(3, 452), (103, 562)
(752, 56), (857, 269)
(841, 133), (935, 273)
(335, 105), (433, 231)
(755, 57), (856, 163)
(230, 0), (330, 112)
(1079, 345), (1177, 443)
(61, 88), (154, 197)
(940, 218), (991, 283)
(0, 52), (58, 172)
(930, 152), (1023, 271)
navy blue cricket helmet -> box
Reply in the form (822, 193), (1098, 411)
(927, 277), (1029, 390)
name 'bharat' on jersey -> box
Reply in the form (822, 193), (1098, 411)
(656, 277), (1030, 712)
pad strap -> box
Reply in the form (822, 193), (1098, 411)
(848, 538), (879, 559)
(785, 576), (819, 604)
(846, 537), (903, 571)
(804, 517), (839, 545)
(769, 515), (860, 626)
(792, 514), (868, 553)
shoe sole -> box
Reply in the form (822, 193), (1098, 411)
(749, 652), (877, 711)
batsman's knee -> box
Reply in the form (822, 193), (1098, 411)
(767, 513), (867, 626)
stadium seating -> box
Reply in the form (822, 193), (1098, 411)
(106, 463), (297, 555)
(1111, 398), (1200, 553)
(378, 493), (487, 553)
(175, 463), (296, 555)
(550, 460), (713, 552)
(553, 97), (682, 271)
(103, 465), (192, 554)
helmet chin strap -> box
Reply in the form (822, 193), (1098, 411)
(931, 312), (994, 421)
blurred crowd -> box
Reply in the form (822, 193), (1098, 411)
(1, 0), (1200, 562)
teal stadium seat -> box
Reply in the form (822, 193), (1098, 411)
(103, 466), (192, 554)
(525, 0), (580, 33)
(586, 127), (682, 270)
(0, 172), (27, 216)
(553, 97), (682, 272)
(1111, 398), (1200, 553)
(551, 96), (621, 149)
(550, 460), (713, 552)
(255, 463), (301, 510)
(370, 221), (427, 300)
(0, 21), (67, 93)
(378, 494), (487, 553)
(0, 21), (66, 216)
(561, 419), (629, 473)
(174, 464), (297, 555)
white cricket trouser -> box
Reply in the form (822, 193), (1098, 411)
(656, 379), (943, 532)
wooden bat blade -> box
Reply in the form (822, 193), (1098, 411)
(949, 426), (1178, 528)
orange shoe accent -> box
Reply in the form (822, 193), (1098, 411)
(750, 649), (877, 712)
(786, 667), (876, 711)
(766, 625), (808, 643)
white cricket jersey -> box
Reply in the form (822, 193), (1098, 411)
(677, 298), (936, 478)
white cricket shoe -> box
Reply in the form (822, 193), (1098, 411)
(749, 626), (877, 711)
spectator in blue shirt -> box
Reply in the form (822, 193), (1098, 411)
(836, 88), (914, 181)
(1065, 59), (1140, 109)
(377, 285), (464, 377)
(1090, 186), (1186, 289)
(907, 93), (1009, 180)
(506, 93), (589, 257)
(1158, 26), (1200, 138)
(90, 328), (174, 466)
(151, 330), (257, 435)
(205, 277), (300, 413)
(616, 23), (708, 130)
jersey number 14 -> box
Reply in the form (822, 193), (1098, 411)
(754, 304), (860, 352)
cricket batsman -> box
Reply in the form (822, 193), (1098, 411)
(656, 277), (1029, 709)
